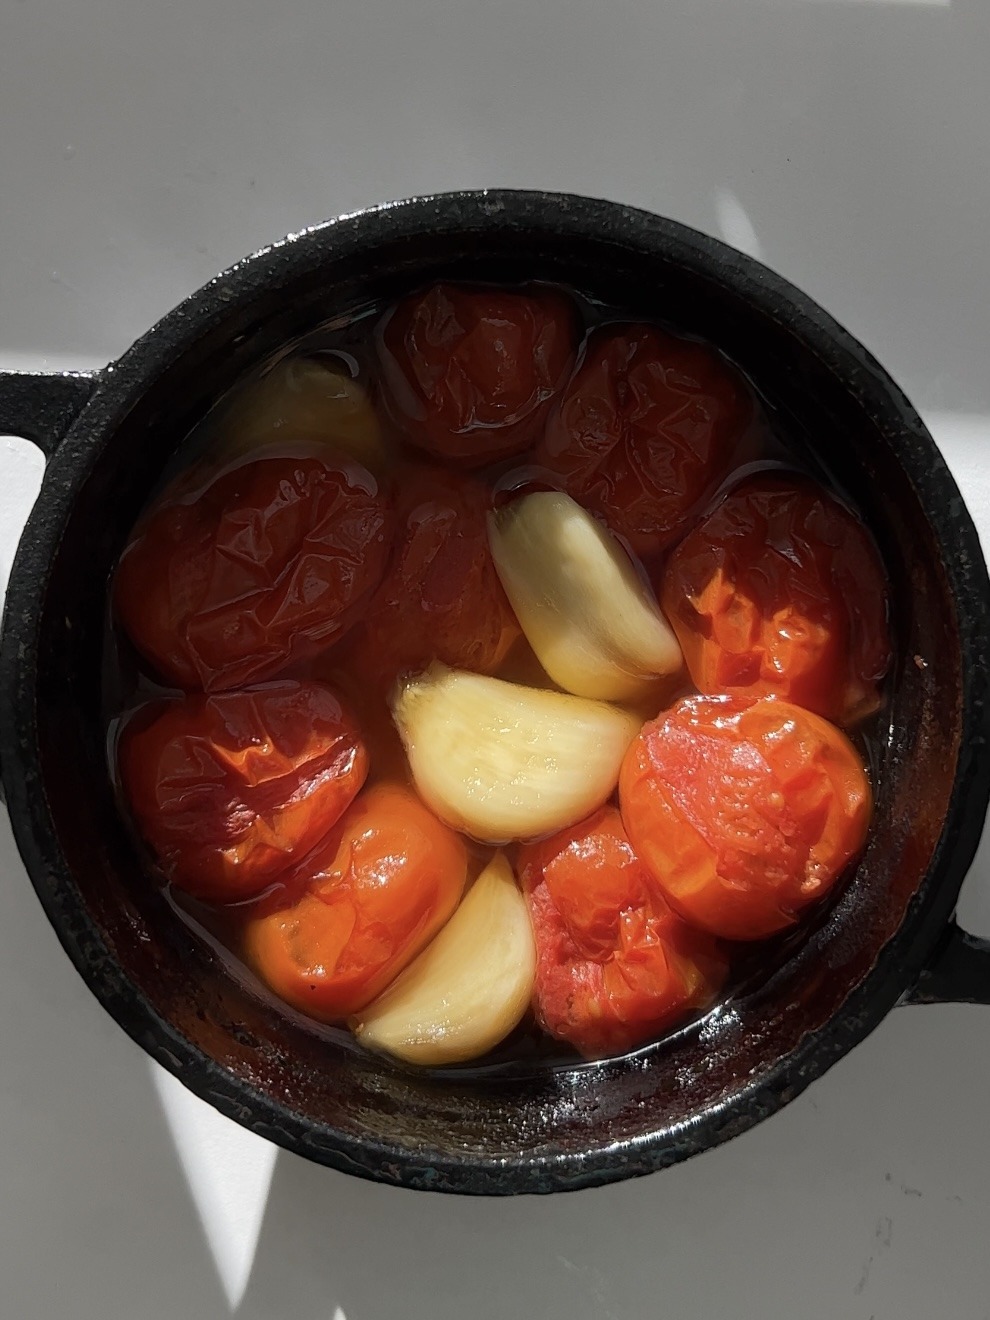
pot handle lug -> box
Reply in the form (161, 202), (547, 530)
(0, 370), (97, 458)
(905, 920), (990, 1005)
(0, 369), (98, 806)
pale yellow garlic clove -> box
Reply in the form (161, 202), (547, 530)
(488, 491), (682, 701)
(211, 357), (388, 473)
(352, 853), (536, 1065)
(391, 663), (641, 842)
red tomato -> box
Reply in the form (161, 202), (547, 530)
(243, 783), (468, 1021)
(518, 807), (727, 1058)
(118, 682), (368, 903)
(661, 473), (891, 725)
(378, 283), (577, 465)
(620, 695), (872, 941)
(536, 324), (750, 556)
(115, 454), (392, 691)
(342, 464), (519, 691)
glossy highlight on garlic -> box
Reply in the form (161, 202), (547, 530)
(489, 490), (682, 701)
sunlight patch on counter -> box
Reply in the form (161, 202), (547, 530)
(714, 188), (764, 262)
(149, 1062), (278, 1312)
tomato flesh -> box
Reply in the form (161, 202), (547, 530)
(118, 681), (368, 903)
(519, 807), (726, 1057)
(378, 283), (577, 465)
(244, 783), (468, 1020)
(115, 454), (392, 691)
(537, 323), (749, 556)
(620, 694), (871, 941)
(661, 473), (891, 724)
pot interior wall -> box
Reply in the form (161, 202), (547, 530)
(29, 221), (962, 1181)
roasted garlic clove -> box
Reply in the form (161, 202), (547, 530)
(353, 853), (536, 1065)
(488, 491), (682, 701)
(391, 663), (641, 842)
(211, 357), (388, 472)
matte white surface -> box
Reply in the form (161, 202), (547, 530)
(2, 2), (990, 1317)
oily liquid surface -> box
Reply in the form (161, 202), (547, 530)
(103, 283), (891, 1079)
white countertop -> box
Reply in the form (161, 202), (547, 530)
(2, 2), (990, 1317)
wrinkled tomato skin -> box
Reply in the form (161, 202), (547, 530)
(518, 807), (727, 1058)
(378, 283), (578, 466)
(342, 464), (519, 691)
(662, 473), (891, 725)
(244, 783), (468, 1021)
(620, 695), (872, 941)
(536, 323), (750, 557)
(118, 682), (368, 904)
(115, 454), (392, 691)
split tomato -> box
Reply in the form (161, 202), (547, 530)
(518, 806), (727, 1058)
(661, 472), (891, 724)
(118, 681), (367, 903)
(620, 694), (872, 941)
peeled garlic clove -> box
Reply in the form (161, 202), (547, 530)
(488, 491), (682, 701)
(212, 357), (388, 473)
(391, 663), (641, 842)
(353, 853), (536, 1065)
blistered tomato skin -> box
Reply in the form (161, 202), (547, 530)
(518, 807), (727, 1058)
(537, 323), (750, 557)
(114, 454), (392, 691)
(661, 473), (892, 725)
(244, 783), (468, 1021)
(118, 682), (368, 903)
(378, 283), (578, 466)
(343, 464), (519, 691)
(620, 695), (872, 942)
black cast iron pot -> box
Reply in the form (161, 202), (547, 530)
(1, 191), (988, 1196)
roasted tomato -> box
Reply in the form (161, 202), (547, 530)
(537, 323), (749, 556)
(244, 783), (468, 1020)
(661, 473), (891, 725)
(115, 454), (392, 691)
(518, 806), (726, 1058)
(620, 694), (871, 941)
(342, 464), (519, 691)
(118, 682), (368, 903)
(378, 283), (577, 465)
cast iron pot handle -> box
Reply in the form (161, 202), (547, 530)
(0, 369), (97, 458)
(906, 920), (990, 1006)
(0, 369), (98, 805)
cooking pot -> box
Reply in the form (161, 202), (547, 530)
(1, 191), (988, 1195)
